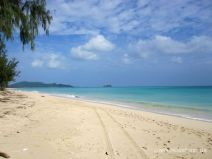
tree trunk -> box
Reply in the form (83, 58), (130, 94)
(0, 82), (6, 91)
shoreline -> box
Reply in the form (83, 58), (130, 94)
(1, 90), (212, 159)
(60, 96), (212, 123)
(14, 89), (212, 123)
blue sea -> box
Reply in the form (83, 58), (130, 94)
(15, 86), (212, 122)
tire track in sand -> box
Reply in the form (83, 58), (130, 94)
(101, 108), (148, 159)
(93, 108), (115, 159)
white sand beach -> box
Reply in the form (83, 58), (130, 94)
(0, 90), (212, 159)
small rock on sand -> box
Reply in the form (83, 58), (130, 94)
(0, 151), (10, 158)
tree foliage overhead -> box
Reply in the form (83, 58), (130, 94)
(0, 0), (52, 50)
(0, 0), (52, 91)
(0, 40), (20, 90)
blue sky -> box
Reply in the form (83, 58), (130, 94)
(6, 0), (212, 86)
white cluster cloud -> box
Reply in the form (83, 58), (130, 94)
(131, 35), (212, 59)
(122, 54), (132, 64)
(47, 0), (212, 35)
(70, 35), (114, 60)
(31, 53), (65, 69)
(33, 0), (212, 66)
(47, 54), (64, 69)
(171, 56), (183, 64)
(71, 48), (97, 60)
(31, 59), (43, 67)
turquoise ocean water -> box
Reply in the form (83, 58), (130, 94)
(16, 86), (212, 122)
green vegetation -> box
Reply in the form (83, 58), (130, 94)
(0, 41), (20, 91)
(0, 0), (52, 49)
(9, 81), (73, 88)
(0, 0), (52, 91)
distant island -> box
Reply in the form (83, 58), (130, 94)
(103, 84), (112, 87)
(9, 81), (73, 88)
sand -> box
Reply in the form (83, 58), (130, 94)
(0, 90), (212, 159)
